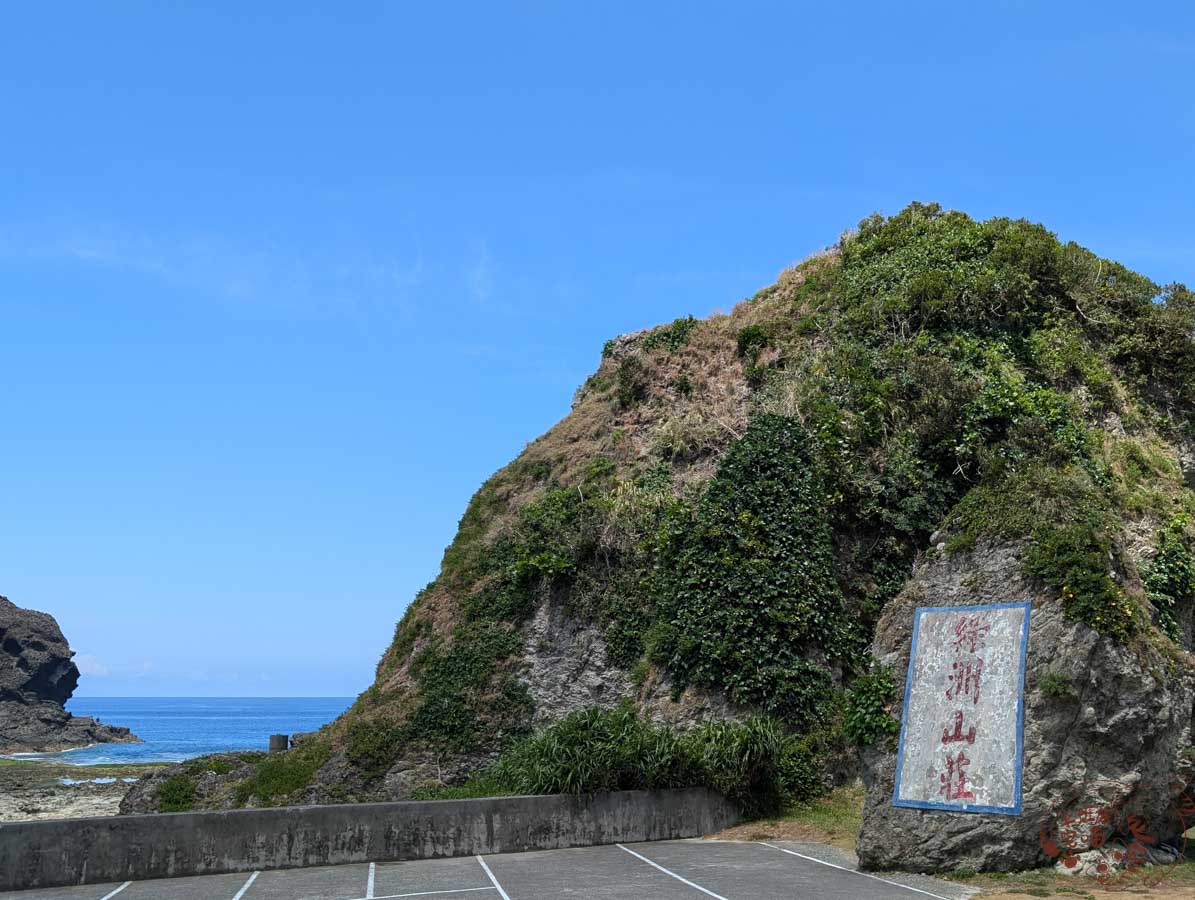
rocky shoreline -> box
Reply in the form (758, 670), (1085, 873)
(0, 759), (162, 823)
(1, 594), (140, 753)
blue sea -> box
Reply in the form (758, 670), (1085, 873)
(9, 697), (354, 766)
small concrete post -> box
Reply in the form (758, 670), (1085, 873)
(269, 733), (289, 753)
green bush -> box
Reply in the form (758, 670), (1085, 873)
(843, 668), (900, 745)
(686, 717), (788, 817)
(1027, 523), (1139, 641)
(345, 718), (403, 779)
(157, 774), (197, 812)
(736, 324), (771, 360)
(650, 415), (858, 724)
(735, 324), (774, 385)
(1039, 671), (1074, 699)
(1144, 514), (1195, 641)
(485, 707), (815, 818)
(492, 706), (696, 796)
(616, 355), (648, 408)
(402, 622), (524, 748)
(643, 316), (699, 353)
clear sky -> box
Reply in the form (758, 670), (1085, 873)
(1, 3), (1192, 697)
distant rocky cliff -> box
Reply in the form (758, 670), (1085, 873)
(0, 595), (139, 753)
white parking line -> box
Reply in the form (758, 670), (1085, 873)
(347, 889), (495, 900)
(231, 871), (259, 900)
(759, 842), (955, 900)
(366, 862), (376, 898)
(476, 856), (511, 900)
(228, 870), (259, 898)
(98, 885), (130, 900)
(615, 844), (729, 900)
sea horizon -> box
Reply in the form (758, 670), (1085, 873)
(5, 696), (356, 766)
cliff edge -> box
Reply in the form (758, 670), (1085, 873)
(0, 595), (139, 753)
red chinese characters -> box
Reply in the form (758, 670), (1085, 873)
(940, 750), (975, 801)
(951, 615), (991, 654)
(946, 658), (984, 705)
(936, 612), (988, 803)
(941, 710), (976, 745)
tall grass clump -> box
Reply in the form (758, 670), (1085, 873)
(453, 706), (830, 818)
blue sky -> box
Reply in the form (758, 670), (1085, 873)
(2, 2), (1192, 696)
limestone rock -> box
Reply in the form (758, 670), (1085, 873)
(0, 595), (139, 753)
(856, 542), (1195, 873)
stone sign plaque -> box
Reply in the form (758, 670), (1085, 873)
(892, 601), (1030, 815)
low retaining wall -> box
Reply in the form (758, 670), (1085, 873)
(0, 788), (738, 891)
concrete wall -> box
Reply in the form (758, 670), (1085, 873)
(0, 788), (738, 891)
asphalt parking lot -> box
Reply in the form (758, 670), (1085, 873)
(0, 840), (976, 900)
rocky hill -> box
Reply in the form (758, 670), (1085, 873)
(124, 205), (1195, 867)
(0, 595), (139, 752)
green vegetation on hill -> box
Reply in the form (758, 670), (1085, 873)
(154, 204), (1195, 813)
(339, 203), (1195, 794)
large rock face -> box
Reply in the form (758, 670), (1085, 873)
(856, 543), (1195, 873)
(0, 595), (139, 753)
(115, 205), (1195, 825)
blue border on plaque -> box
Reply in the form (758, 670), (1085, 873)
(890, 600), (1031, 816)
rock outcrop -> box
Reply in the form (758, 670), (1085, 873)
(117, 205), (1195, 836)
(0, 595), (139, 753)
(856, 542), (1195, 873)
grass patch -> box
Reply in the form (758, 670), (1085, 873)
(234, 741), (331, 807)
(713, 784), (864, 851)
(407, 706), (843, 818)
(1038, 671), (1074, 699)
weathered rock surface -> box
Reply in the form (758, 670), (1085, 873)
(0, 595), (139, 753)
(518, 601), (750, 733)
(856, 542), (1195, 873)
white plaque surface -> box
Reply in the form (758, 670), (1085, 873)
(892, 601), (1030, 815)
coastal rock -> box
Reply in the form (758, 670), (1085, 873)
(856, 542), (1195, 873)
(0, 595), (139, 753)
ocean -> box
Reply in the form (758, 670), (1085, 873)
(13, 697), (354, 766)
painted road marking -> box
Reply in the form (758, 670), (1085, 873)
(476, 856), (511, 900)
(98, 884), (130, 900)
(366, 862), (377, 898)
(616, 844), (729, 900)
(347, 890), (495, 900)
(230, 871), (259, 900)
(759, 842), (955, 900)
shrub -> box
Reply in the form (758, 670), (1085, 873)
(345, 718), (403, 780)
(736, 324), (774, 386)
(1144, 514), (1195, 641)
(157, 774), (196, 812)
(736, 324), (771, 360)
(650, 415), (858, 724)
(485, 707), (812, 818)
(843, 668), (900, 745)
(491, 706), (694, 795)
(643, 316), (699, 353)
(616, 356), (648, 408)
(1039, 671), (1074, 699)
(1027, 523), (1139, 641)
(687, 717), (788, 817)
